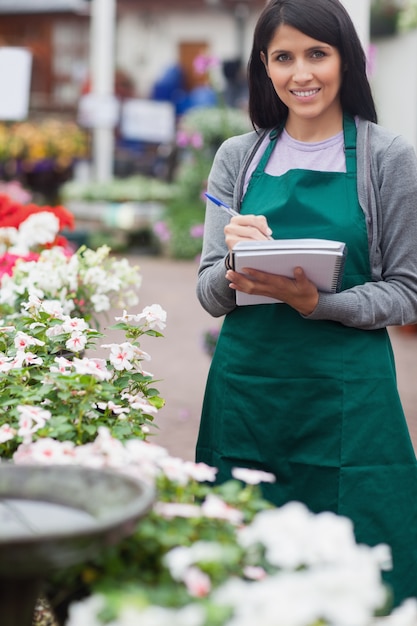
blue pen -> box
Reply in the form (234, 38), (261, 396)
(205, 192), (239, 217)
(206, 192), (273, 239)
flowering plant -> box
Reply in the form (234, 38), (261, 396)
(12, 428), (417, 626)
(0, 190), (75, 273)
(0, 301), (166, 460)
(0, 245), (142, 327)
(0, 119), (88, 171)
(202, 325), (221, 358)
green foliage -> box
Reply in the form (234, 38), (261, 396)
(45, 473), (272, 621)
(156, 106), (251, 259)
(61, 175), (178, 204)
(0, 306), (165, 457)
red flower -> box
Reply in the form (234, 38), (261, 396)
(0, 251), (40, 278)
(0, 194), (75, 231)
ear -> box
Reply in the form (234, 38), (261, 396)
(260, 51), (271, 78)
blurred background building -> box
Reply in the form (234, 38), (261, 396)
(0, 0), (414, 188)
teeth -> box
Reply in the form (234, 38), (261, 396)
(292, 89), (318, 97)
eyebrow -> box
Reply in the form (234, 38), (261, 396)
(270, 44), (331, 55)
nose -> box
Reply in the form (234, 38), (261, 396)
(293, 59), (313, 83)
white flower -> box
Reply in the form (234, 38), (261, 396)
(123, 394), (158, 414)
(65, 331), (88, 352)
(14, 438), (76, 464)
(158, 455), (190, 485)
(16, 212), (60, 248)
(0, 354), (14, 372)
(232, 467), (276, 485)
(112, 603), (205, 626)
(183, 566), (211, 598)
(39, 299), (66, 318)
(102, 342), (135, 370)
(46, 324), (66, 338)
(0, 227), (18, 252)
(154, 502), (202, 519)
(164, 542), (224, 582)
(115, 309), (139, 323)
(61, 317), (89, 333)
(0, 424), (16, 443)
(72, 357), (112, 381)
(17, 405), (52, 427)
(184, 460), (218, 483)
(90, 293), (110, 312)
(16, 406), (51, 443)
(215, 564), (386, 626)
(201, 493), (244, 525)
(135, 304), (167, 331)
(50, 356), (73, 373)
(237, 501), (387, 571)
(19, 351), (43, 366)
(96, 400), (129, 416)
(14, 331), (45, 350)
(66, 594), (106, 626)
(243, 565), (267, 581)
(124, 438), (168, 463)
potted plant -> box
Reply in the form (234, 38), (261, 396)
(370, 0), (408, 37)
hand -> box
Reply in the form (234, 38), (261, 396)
(224, 214), (272, 252)
(226, 266), (319, 315)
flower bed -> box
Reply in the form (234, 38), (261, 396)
(0, 191), (416, 626)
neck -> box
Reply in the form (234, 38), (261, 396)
(285, 111), (344, 142)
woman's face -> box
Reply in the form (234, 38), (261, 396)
(261, 23), (343, 136)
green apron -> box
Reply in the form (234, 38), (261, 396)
(196, 115), (417, 604)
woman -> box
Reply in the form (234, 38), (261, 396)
(196, 0), (417, 606)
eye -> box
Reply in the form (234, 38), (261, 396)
(311, 49), (326, 59)
(275, 52), (291, 62)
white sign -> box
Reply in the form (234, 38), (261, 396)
(120, 99), (176, 144)
(0, 47), (32, 121)
(0, 0), (89, 12)
(78, 93), (120, 129)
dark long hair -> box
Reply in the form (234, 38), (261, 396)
(248, 0), (377, 129)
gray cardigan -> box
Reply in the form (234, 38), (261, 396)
(196, 117), (417, 330)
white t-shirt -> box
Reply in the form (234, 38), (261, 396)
(244, 127), (346, 194)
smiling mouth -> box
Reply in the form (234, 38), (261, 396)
(291, 89), (320, 97)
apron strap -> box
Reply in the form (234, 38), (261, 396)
(343, 113), (357, 175)
(259, 113), (357, 174)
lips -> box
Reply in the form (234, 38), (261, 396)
(291, 88), (320, 97)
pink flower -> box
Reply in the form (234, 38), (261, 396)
(193, 53), (219, 75)
(183, 567), (211, 598)
(190, 132), (203, 149)
(189, 224), (204, 239)
(176, 129), (191, 148)
(153, 220), (171, 243)
(0, 423), (16, 443)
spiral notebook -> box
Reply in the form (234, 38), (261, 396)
(231, 238), (347, 306)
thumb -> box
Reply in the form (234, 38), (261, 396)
(294, 266), (306, 281)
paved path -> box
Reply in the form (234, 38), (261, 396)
(99, 255), (417, 461)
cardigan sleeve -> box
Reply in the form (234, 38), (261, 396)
(196, 133), (260, 317)
(308, 130), (417, 330)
